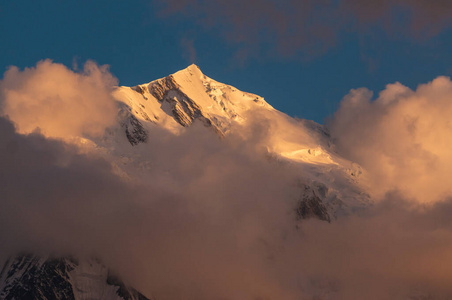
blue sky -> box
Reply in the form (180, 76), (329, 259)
(1, 0), (452, 123)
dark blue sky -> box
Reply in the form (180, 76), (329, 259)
(1, 0), (452, 123)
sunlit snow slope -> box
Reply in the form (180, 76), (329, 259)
(113, 64), (273, 136)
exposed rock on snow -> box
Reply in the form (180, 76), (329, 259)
(296, 184), (331, 223)
(0, 255), (149, 300)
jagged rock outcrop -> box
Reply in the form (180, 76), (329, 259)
(296, 183), (331, 222)
(0, 255), (150, 300)
(124, 114), (148, 146)
(117, 103), (149, 146)
(145, 75), (223, 135)
(133, 86), (148, 100)
(0, 256), (76, 300)
(147, 75), (179, 101)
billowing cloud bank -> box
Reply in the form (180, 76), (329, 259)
(330, 76), (452, 203)
(0, 59), (118, 139)
(1, 61), (452, 299)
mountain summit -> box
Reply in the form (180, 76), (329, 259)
(113, 64), (273, 139)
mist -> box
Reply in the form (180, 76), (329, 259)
(1, 61), (452, 299)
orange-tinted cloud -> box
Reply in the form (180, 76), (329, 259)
(291, 195), (452, 299)
(0, 59), (118, 139)
(330, 76), (452, 202)
(3, 108), (452, 298)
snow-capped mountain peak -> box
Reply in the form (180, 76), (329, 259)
(107, 65), (371, 219)
(113, 64), (273, 138)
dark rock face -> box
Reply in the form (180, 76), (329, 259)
(147, 76), (223, 136)
(117, 103), (149, 146)
(296, 184), (331, 222)
(133, 86), (148, 100)
(0, 255), (150, 300)
(0, 255), (76, 300)
(147, 75), (179, 101)
(124, 114), (148, 146)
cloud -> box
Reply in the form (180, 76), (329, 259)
(0, 59), (118, 139)
(2, 60), (452, 299)
(291, 194), (452, 299)
(0, 116), (162, 279)
(3, 107), (452, 299)
(0, 112), (302, 299)
(343, 0), (452, 37)
(329, 76), (452, 203)
(154, 0), (339, 59)
(153, 0), (452, 61)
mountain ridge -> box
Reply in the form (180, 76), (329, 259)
(108, 64), (371, 218)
